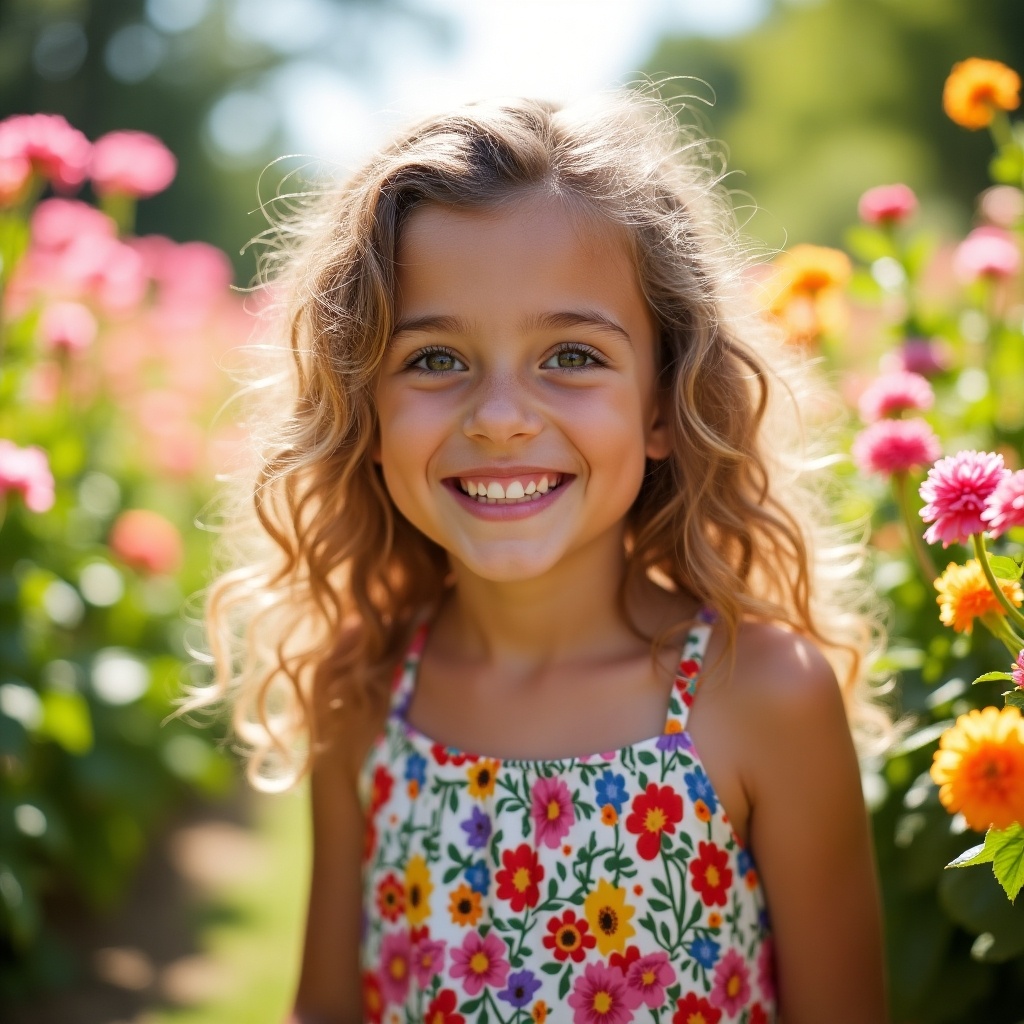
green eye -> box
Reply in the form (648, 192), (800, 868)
(556, 349), (590, 369)
(424, 351), (456, 372)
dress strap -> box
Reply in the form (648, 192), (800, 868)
(662, 605), (717, 738)
(388, 618), (430, 720)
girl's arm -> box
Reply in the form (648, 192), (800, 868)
(736, 626), (888, 1024)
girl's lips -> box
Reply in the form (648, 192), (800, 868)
(443, 476), (573, 519)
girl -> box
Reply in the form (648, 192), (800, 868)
(195, 92), (888, 1023)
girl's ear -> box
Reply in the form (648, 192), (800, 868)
(644, 391), (672, 461)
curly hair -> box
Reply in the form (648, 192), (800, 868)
(182, 89), (889, 791)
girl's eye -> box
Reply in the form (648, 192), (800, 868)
(543, 345), (603, 371)
(407, 348), (466, 374)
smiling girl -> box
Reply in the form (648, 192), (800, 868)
(193, 93), (889, 1023)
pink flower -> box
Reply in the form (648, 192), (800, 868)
(530, 775), (575, 848)
(624, 952), (675, 1009)
(919, 450), (1008, 547)
(567, 962), (635, 1024)
(109, 510), (183, 575)
(91, 130), (177, 198)
(857, 370), (934, 422)
(0, 440), (55, 512)
(32, 197), (114, 248)
(881, 337), (951, 378)
(1012, 650), (1024, 689)
(710, 949), (751, 1016)
(981, 469), (1024, 538)
(378, 930), (412, 1005)
(38, 301), (97, 354)
(449, 931), (510, 995)
(953, 226), (1021, 282)
(0, 154), (31, 205)
(852, 418), (942, 476)
(411, 935), (446, 987)
(858, 183), (917, 225)
(0, 113), (91, 192)
(757, 937), (776, 1001)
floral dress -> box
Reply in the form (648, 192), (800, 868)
(358, 607), (776, 1024)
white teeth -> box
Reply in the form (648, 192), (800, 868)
(477, 482), (487, 495)
(466, 480), (477, 496)
(486, 482), (505, 500)
(524, 480), (536, 495)
(505, 480), (525, 500)
(457, 474), (566, 503)
(537, 476), (549, 494)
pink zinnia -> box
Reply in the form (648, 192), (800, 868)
(858, 183), (917, 225)
(567, 962), (635, 1024)
(858, 370), (934, 422)
(953, 226), (1021, 282)
(1012, 650), (1024, 689)
(91, 130), (177, 198)
(449, 931), (509, 996)
(625, 952), (675, 1009)
(852, 418), (942, 476)
(981, 469), (1024, 538)
(378, 930), (412, 1005)
(710, 949), (751, 1016)
(0, 440), (55, 512)
(531, 775), (575, 848)
(919, 450), (1008, 547)
(38, 301), (97, 355)
(0, 113), (91, 192)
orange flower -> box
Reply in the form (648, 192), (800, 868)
(943, 58), (1021, 130)
(766, 245), (851, 345)
(531, 1001), (548, 1023)
(934, 560), (1023, 633)
(930, 706), (1024, 831)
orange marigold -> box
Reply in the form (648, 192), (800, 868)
(943, 58), (1021, 130)
(934, 559), (1023, 634)
(766, 244), (851, 345)
(931, 705), (1024, 831)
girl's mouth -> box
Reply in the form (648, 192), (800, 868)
(454, 473), (565, 505)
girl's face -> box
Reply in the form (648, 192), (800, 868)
(373, 192), (669, 583)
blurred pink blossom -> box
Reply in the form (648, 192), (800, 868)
(109, 509), (183, 575)
(0, 440), (56, 512)
(0, 154), (31, 205)
(131, 236), (233, 323)
(858, 370), (934, 422)
(0, 114), (91, 192)
(91, 130), (177, 198)
(852, 418), (942, 477)
(858, 184), (918, 225)
(919, 450), (1008, 547)
(1012, 649), (1024, 689)
(38, 301), (97, 354)
(880, 337), (952, 378)
(953, 226), (1021, 282)
(981, 469), (1024, 538)
(979, 186), (1024, 229)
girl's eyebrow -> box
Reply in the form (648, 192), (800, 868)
(391, 309), (632, 345)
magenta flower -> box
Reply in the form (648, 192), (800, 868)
(710, 949), (751, 1016)
(530, 775), (575, 848)
(757, 937), (776, 1001)
(411, 935), (446, 987)
(0, 113), (91, 192)
(449, 931), (510, 996)
(624, 952), (675, 1009)
(567, 962), (635, 1024)
(981, 469), (1024, 538)
(1013, 650), (1024, 689)
(91, 130), (177, 198)
(881, 337), (951, 378)
(38, 301), (97, 355)
(378, 929), (412, 1005)
(0, 153), (31, 205)
(953, 226), (1021, 282)
(858, 183), (917, 225)
(852, 418), (942, 476)
(919, 450), (1008, 546)
(0, 440), (55, 512)
(858, 370), (934, 422)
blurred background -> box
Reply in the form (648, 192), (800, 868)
(1, 0), (1023, 1022)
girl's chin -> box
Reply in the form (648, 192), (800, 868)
(449, 547), (566, 584)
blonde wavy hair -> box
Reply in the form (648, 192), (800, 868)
(183, 89), (890, 791)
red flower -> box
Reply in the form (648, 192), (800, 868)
(749, 1005), (769, 1024)
(625, 783), (683, 860)
(376, 871), (405, 921)
(362, 819), (377, 863)
(496, 843), (545, 911)
(609, 945), (641, 973)
(362, 971), (383, 1024)
(431, 742), (475, 766)
(673, 992), (722, 1024)
(543, 909), (596, 962)
(689, 842), (733, 907)
(371, 765), (393, 812)
(425, 989), (465, 1024)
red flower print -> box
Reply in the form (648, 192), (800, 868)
(608, 945), (641, 974)
(496, 843), (545, 911)
(749, 1005), (769, 1024)
(362, 819), (377, 863)
(625, 783), (683, 860)
(679, 658), (700, 678)
(672, 992), (722, 1024)
(543, 909), (597, 963)
(370, 765), (393, 811)
(688, 842), (733, 907)
(431, 742), (475, 766)
(757, 938), (776, 1002)
(425, 988), (466, 1024)
(376, 871), (405, 921)
(362, 970), (383, 1024)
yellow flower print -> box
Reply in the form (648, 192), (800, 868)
(583, 878), (636, 955)
(405, 854), (433, 926)
(466, 759), (499, 799)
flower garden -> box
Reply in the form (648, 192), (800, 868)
(2, 55), (1024, 1024)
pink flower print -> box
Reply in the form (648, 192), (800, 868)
(857, 370), (934, 422)
(757, 937), (776, 1002)
(981, 469), (1024, 538)
(625, 952), (675, 1009)
(90, 130), (177, 198)
(0, 440), (55, 512)
(953, 226), (1021, 282)
(858, 183), (917, 225)
(852, 418), (941, 477)
(379, 930), (413, 1006)
(531, 775), (575, 848)
(919, 450), (1008, 546)
(411, 935), (446, 987)
(710, 949), (751, 1017)
(567, 961), (635, 1024)
(449, 931), (510, 996)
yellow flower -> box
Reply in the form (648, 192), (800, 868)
(765, 244), (851, 345)
(943, 58), (1021, 130)
(931, 706), (1024, 831)
(531, 1001), (548, 1023)
(405, 854), (433, 926)
(934, 560), (1023, 634)
(466, 759), (499, 799)
(583, 878), (636, 956)
(707, 911), (723, 929)
(449, 882), (483, 926)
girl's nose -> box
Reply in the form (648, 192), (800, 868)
(463, 375), (543, 443)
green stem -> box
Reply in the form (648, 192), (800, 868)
(980, 611), (1024, 657)
(893, 471), (938, 583)
(972, 533), (1024, 632)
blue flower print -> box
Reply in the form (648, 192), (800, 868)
(405, 752), (427, 787)
(684, 767), (718, 813)
(460, 806), (492, 849)
(738, 848), (755, 878)
(498, 969), (542, 1008)
(465, 860), (490, 895)
(594, 771), (628, 814)
(689, 935), (721, 970)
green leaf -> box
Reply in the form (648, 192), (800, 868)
(637, 751), (657, 765)
(988, 555), (1022, 581)
(1004, 690), (1024, 710)
(972, 671), (1014, 684)
(559, 966), (572, 999)
(947, 842), (992, 869)
(988, 824), (1024, 901)
(541, 962), (562, 975)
